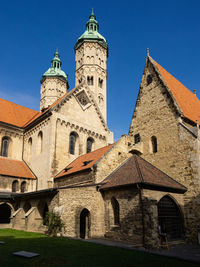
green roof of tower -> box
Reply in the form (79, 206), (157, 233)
(41, 50), (69, 85)
(75, 10), (108, 50)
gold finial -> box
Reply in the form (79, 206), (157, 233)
(147, 48), (149, 57)
(193, 89), (196, 95)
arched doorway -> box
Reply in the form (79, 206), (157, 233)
(0, 203), (11, 223)
(158, 195), (184, 241)
(80, 208), (90, 239)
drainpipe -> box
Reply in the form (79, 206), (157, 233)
(137, 183), (145, 247)
(22, 133), (38, 191)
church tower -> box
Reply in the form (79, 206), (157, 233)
(40, 50), (69, 111)
(74, 10), (108, 121)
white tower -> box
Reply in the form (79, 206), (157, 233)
(74, 10), (108, 121)
(40, 50), (69, 112)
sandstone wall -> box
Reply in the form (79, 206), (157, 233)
(129, 59), (200, 242)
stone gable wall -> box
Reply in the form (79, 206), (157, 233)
(129, 60), (200, 242)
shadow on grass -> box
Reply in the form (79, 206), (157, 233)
(0, 229), (198, 267)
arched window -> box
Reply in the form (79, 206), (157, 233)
(158, 195), (184, 240)
(151, 136), (157, 153)
(28, 137), (32, 161)
(69, 132), (78, 155)
(38, 131), (43, 154)
(111, 197), (120, 225)
(12, 180), (19, 192)
(98, 78), (103, 88)
(20, 181), (27, 193)
(87, 76), (93, 86)
(86, 137), (94, 153)
(1, 137), (10, 157)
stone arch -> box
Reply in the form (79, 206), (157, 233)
(158, 195), (184, 241)
(0, 203), (12, 223)
(111, 197), (120, 225)
(80, 208), (90, 239)
(130, 149), (142, 156)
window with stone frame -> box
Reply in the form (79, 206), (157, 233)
(111, 197), (120, 225)
(151, 136), (157, 153)
(86, 137), (94, 153)
(147, 74), (153, 85)
(38, 131), (43, 154)
(98, 78), (103, 88)
(1, 137), (10, 157)
(76, 91), (90, 107)
(87, 76), (93, 86)
(69, 132), (78, 155)
(12, 180), (19, 192)
(20, 181), (27, 193)
(134, 133), (140, 144)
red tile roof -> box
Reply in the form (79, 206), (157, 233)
(0, 98), (41, 128)
(153, 59), (200, 124)
(0, 157), (35, 179)
(101, 155), (187, 193)
(55, 144), (114, 179)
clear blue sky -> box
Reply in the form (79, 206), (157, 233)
(0, 0), (199, 140)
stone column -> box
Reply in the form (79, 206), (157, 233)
(143, 197), (160, 249)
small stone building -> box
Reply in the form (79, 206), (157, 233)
(0, 11), (200, 248)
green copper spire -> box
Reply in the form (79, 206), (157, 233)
(75, 10), (108, 50)
(41, 50), (69, 86)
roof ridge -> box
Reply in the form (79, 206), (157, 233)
(149, 56), (200, 125)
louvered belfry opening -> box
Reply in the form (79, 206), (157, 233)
(158, 195), (184, 241)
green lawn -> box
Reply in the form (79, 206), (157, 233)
(0, 229), (198, 267)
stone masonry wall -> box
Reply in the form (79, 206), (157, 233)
(53, 186), (105, 238)
(129, 59), (200, 242)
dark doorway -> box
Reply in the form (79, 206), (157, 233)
(80, 208), (90, 239)
(158, 195), (184, 241)
(42, 203), (49, 225)
(0, 203), (11, 223)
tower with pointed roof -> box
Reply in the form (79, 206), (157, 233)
(40, 50), (69, 111)
(74, 10), (108, 121)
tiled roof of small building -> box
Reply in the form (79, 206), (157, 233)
(0, 157), (35, 179)
(0, 98), (41, 128)
(55, 144), (114, 179)
(152, 58), (200, 125)
(101, 154), (187, 192)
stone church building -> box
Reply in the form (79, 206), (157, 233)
(0, 11), (200, 248)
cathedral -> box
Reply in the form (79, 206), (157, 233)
(0, 11), (200, 248)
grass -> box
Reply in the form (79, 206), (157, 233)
(0, 229), (198, 267)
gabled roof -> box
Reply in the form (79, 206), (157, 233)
(0, 157), (36, 179)
(150, 57), (200, 125)
(0, 98), (40, 128)
(100, 154), (187, 193)
(55, 144), (114, 179)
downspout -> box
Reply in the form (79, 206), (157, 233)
(22, 132), (39, 191)
(137, 183), (145, 247)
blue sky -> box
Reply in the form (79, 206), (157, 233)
(0, 0), (199, 140)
